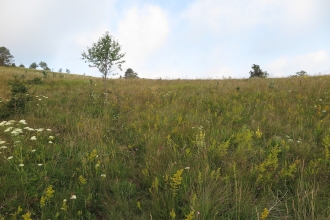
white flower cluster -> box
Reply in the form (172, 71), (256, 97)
(0, 119), (56, 167)
(0, 139), (7, 150)
(1, 119), (54, 141)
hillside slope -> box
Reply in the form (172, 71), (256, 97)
(1, 66), (330, 219)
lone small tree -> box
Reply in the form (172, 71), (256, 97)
(249, 64), (268, 78)
(39, 61), (50, 70)
(29, 62), (39, 69)
(296, 70), (308, 77)
(124, 68), (139, 79)
(0, 46), (14, 66)
(81, 31), (125, 101)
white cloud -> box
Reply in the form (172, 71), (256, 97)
(1, 0), (329, 79)
(267, 50), (330, 77)
(0, 0), (117, 74)
(182, 0), (260, 32)
(117, 5), (170, 70)
(182, 0), (322, 34)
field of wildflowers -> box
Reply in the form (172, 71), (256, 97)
(1, 66), (330, 219)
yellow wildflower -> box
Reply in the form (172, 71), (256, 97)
(22, 212), (32, 220)
(79, 175), (87, 185)
(170, 208), (176, 219)
(261, 208), (269, 219)
(170, 169), (184, 196)
(185, 210), (195, 220)
(255, 127), (262, 138)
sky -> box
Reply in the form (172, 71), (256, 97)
(1, 0), (330, 79)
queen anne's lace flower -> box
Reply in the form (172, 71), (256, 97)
(4, 127), (13, 132)
(19, 120), (27, 125)
(11, 128), (23, 136)
(0, 121), (7, 126)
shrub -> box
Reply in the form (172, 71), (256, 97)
(0, 75), (32, 119)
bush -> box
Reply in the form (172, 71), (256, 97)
(0, 75), (32, 119)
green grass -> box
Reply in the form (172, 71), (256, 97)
(1, 66), (330, 219)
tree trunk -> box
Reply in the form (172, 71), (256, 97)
(104, 70), (107, 103)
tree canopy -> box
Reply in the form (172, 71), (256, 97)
(0, 47), (14, 66)
(81, 31), (125, 79)
(124, 68), (139, 79)
(249, 64), (268, 78)
(296, 70), (308, 77)
(39, 61), (50, 70)
(29, 62), (39, 69)
(82, 31), (125, 101)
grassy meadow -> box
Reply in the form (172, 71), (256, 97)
(1, 66), (330, 219)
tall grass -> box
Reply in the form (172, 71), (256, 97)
(1, 66), (330, 219)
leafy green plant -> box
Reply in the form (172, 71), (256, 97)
(82, 31), (125, 102)
(0, 75), (32, 119)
